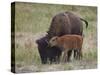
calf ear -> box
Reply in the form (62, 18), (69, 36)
(55, 36), (58, 40)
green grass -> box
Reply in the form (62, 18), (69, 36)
(15, 45), (41, 65)
(12, 2), (97, 72)
(83, 49), (97, 60)
(15, 2), (97, 33)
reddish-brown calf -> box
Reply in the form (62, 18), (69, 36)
(49, 35), (83, 62)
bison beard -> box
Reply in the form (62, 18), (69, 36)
(36, 11), (88, 64)
(36, 36), (61, 64)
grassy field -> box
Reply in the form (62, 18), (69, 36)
(13, 2), (97, 73)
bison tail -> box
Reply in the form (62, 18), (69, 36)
(80, 18), (88, 28)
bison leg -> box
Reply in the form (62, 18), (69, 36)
(38, 49), (48, 64)
(74, 49), (82, 60)
(67, 50), (72, 62)
(74, 49), (78, 59)
(79, 49), (83, 59)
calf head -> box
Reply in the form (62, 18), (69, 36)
(49, 36), (58, 47)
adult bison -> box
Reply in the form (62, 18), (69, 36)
(47, 11), (88, 39)
(36, 11), (88, 64)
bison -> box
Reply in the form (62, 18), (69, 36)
(36, 36), (61, 64)
(36, 11), (88, 64)
(47, 11), (88, 40)
(48, 35), (83, 62)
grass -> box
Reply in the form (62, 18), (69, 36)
(15, 2), (97, 33)
(12, 2), (97, 73)
(83, 49), (97, 60)
(15, 44), (41, 65)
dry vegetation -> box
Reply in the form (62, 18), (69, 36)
(12, 2), (97, 73)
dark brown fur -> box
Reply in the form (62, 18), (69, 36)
(47, 12), (88, 39)
(36, 36), (61, 64)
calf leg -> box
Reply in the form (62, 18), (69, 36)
(61, 51), (69, 63)
(60, 51), (64, 63)
(79, 49), (83, 59)
(74, 49), (78, 60)
(74, 49), (82, 60)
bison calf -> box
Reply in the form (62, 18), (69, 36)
(49, 35), (83, 62)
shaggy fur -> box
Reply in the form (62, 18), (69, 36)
(47, 11), (88, 40)
(36, 36), (61, 64)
